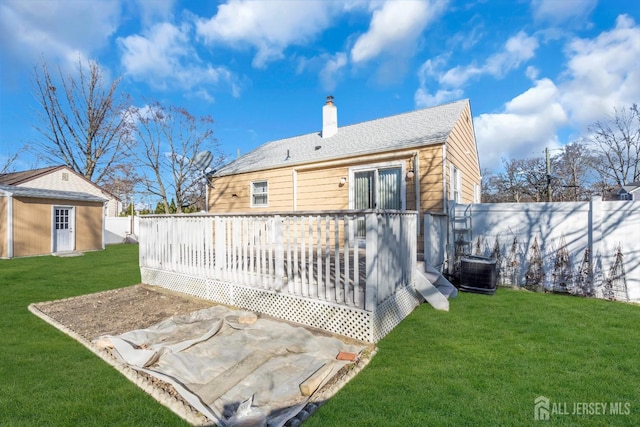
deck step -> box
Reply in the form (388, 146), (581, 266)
(414, 261), (459, 311)
(415, 263), (449, 311)
(423, 262), (458, 299)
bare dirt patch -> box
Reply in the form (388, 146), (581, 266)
(31, 284), (375, 426)
(34, 284), (216, 341)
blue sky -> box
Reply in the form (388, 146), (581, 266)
(1, 0), (639, 174)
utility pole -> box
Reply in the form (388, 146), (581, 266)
(546, 147), (552, 202)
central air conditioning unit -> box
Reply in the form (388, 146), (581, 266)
(459, 256), (497, 295)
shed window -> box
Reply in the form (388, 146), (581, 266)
(251, 181), (268, 207)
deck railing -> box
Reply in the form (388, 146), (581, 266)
(139, 210), (417, 311)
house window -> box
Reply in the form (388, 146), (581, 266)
(451, 165), (462, 203)
(251, 181), (268, 207)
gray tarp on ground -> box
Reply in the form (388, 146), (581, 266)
(97, 305), (364, 426)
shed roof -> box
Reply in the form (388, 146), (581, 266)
(214, 99), (469, 177)
(0, 184), (107, 203)
(0, 166), (63, 185)
(0, 165), (119, 200)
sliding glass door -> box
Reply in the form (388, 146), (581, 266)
(354, 167), (402, 236)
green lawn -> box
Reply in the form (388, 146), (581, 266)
(2, 246), (639, 426)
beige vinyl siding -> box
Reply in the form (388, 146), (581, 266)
(75, 204), (104, 251)
(0, 196), (7, 258)
(445, 103), (481, 204)
(210, 167), (294, 212)
(11, 197), (103, 258)
(417, 145), (445, 213)
(12, 197), (53, 257)
(296, 166), (349, 211)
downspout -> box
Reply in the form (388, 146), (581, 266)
(7, 193), (13, 259)
(102, 201), (107, 250)
(442, 144), (448, 215)
(205, 181), (209, 213)
(413, 154), (420, 235)
(442, 144), (451, 274)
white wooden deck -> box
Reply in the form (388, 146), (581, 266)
(138, 211), (420, 342)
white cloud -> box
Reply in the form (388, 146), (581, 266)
(118, 22), (239, 98)
(195, 0), (340, 68)
(350, 0), (448, 64)
(415, 31), (539, 106)
(474, 78), (568, 171)
(131, 0), (175, 28)
(319, 52), (348, 92)
(531, 0), (597, 25)
(415, 87), (463, 108)
(559, 14), (640, 126)
(472, 14), (640, 173)
(0, 0), (121, 71)
(484, 31), (539, 77)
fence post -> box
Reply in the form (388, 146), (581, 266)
(365, 213), (378, 311)
(274, 215), (284, 291)
(424, 213), (431, 264)
(589, 197), (603, 282)
(215, 217), (226, 280)
(409, 213), (417, 285)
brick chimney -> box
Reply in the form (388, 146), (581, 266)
(322, 95), (337, 138)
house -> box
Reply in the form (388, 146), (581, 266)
(0, 184), (106, 258)
(136, 97), (478, 342)
(0, 165), (121, 216)
(208, 97), (481, 242)
(605, 182), (640, 201)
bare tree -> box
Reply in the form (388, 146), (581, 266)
(99, 163), (142, 214)
(129, 102), (222, 214)
(31, 57), (132, 183)
(585, 104), (640, 188)
(553, 142), (596, 201)
(483, 158), (543, 203)
(1, 150), (20, 174)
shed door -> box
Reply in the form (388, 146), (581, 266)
(53, 207), (74, 252)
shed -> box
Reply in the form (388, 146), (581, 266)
(0, 165), (122, 217)
(0, 184), (107, 258)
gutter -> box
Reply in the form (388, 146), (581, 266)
(293, 148), (421, 172)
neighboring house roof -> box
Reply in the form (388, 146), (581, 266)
(0, 165), (120, 201)
(620, 181), (640, 193)
(214, 99), (470, 177)
(0, 184), (107, 203)
(0, 166), (62, 185)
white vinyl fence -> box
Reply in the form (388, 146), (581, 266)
(105, 216), (139, 244)
(447, 199), (640, 302)
(138, 211), (418, 342)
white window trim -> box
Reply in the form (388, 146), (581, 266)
(348, 160), (406, 210)
(450, 165), (462, 203)
(250, 180), (268, 208)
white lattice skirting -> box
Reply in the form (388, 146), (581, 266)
(140, 267), (420, 343)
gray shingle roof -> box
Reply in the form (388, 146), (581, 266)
(0, 184), (107, 203)
(214, 99), (469, 177)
